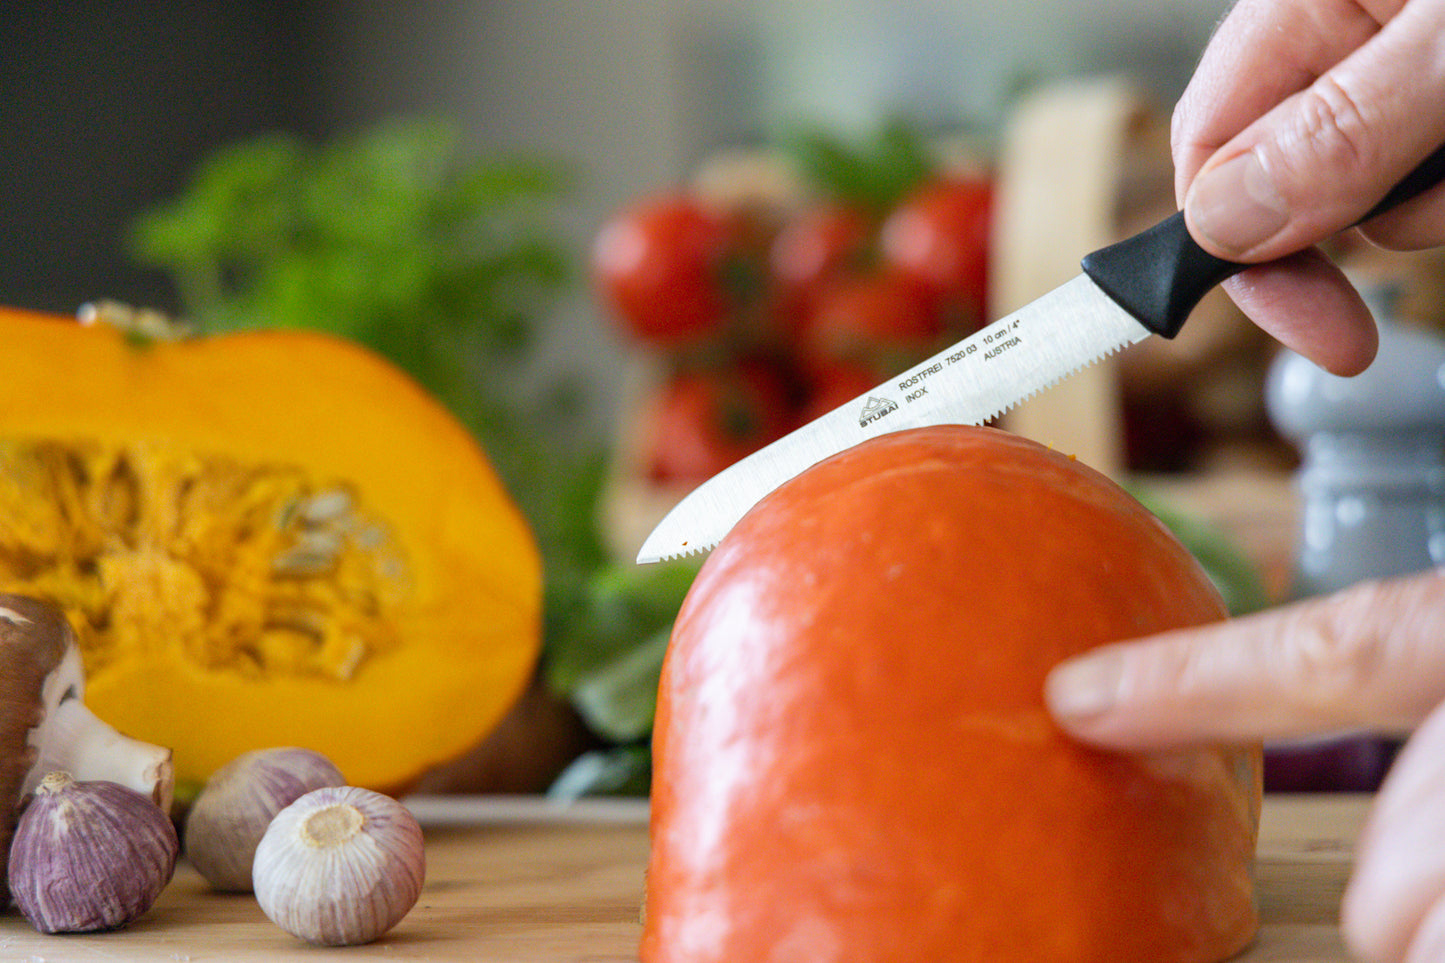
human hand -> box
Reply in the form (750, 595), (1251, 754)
(1044, 569), (1445, 962)
(1172, 0), (1445, 377)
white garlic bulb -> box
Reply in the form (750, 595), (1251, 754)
(184, 746), (346, 891)
(8, 771), (179, 933)
(252, 785), (425, 946)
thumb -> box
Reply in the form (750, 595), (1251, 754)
(1044, 570), (1445, 748)
(1184, 1), (1445, 262)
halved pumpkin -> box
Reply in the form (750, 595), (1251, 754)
(0, 305), (541, 792)
(644, 425), (1260, 962)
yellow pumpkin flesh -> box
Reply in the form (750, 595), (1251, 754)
(0, 306), (541, 792)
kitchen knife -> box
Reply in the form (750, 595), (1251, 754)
(637, 144), (1445, 564)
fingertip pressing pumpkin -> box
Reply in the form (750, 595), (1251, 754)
(643, 425), (1260, 963)
(0, 304), (543, 793)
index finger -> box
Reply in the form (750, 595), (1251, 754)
(1045, 569), (1445, 748)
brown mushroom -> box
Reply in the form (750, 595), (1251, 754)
(0, 594), (173, 899)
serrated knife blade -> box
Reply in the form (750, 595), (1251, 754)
(635, 145), (1445, 564)
(637, 276), (1144, 563)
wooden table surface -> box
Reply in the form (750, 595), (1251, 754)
(0, 792), (1371, 962)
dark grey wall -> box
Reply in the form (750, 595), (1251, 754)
(0, 4), (327, 314)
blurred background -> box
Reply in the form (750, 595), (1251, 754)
(13, 2), (1436, 797)
(2, 0), (1230, 442)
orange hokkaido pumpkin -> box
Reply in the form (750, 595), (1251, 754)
(644, 425), (1260, 963)
(0, 305), (541, 793)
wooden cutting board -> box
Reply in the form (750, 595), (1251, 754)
(0, 793), (1369, 962)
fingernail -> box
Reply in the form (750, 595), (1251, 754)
(1186, 150), (1289, 255)
(1045, 650), (1125, 722)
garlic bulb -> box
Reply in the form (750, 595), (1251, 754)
(8, 771), (179, 933)
(0, 595), (174, 904)
(252, 785), (425, 946)
(184, 746), (346, 891)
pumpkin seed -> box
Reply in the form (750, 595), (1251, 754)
(299, 489), (353, 526)
(273, 499), (301, 532)
(271, 549), (339, 578)
(329, 637), (367, 682)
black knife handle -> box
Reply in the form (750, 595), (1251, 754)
(1080, 141), (1445, 338)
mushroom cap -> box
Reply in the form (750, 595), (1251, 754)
(0, 594), (75, 901)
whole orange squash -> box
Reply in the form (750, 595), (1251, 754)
(643, 425), (1260, 963)
(0, 305), (541, 793)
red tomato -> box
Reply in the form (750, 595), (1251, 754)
(768, 204), (873, 333)
(881, 177), (992, 325)
(797, 358), (880, 423)
(643, 361), (792, 484)
(802, 267), (942, 369)
(592, 195), (742, 345)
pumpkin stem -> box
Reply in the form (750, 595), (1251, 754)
(78, 301), (195, 343)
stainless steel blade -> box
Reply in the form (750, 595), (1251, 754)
(636, 274), (1151, 563)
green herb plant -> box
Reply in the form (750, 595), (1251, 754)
(129, 116), (698, 797)
(129, 117), (570, 474)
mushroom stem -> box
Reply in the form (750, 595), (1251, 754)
(24, 698), (174, 813)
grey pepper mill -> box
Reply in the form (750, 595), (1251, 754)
(1262, 278), (1445, 790)
(1266, 281), (1445, 595)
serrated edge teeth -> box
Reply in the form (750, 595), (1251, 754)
(641, 542), (713, 564)
(977, 338), (1135, 424)
(635, 332), (1140, 566)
